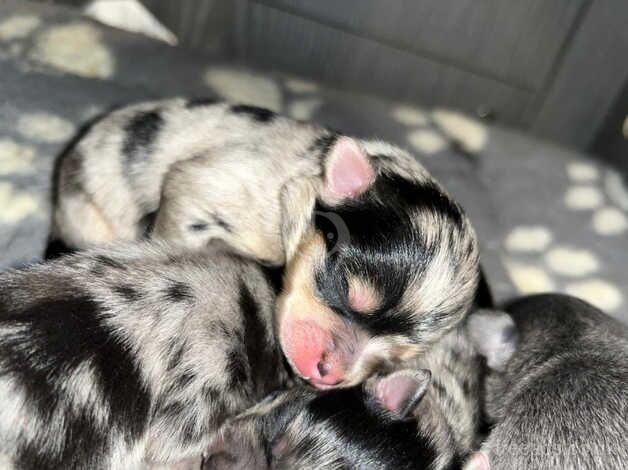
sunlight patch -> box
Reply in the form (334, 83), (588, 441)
(29, 23), (115, 78)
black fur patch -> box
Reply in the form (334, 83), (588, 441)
(0, 295), (150, 468)
(113, 284), (141, 302)
(122, 110), (164, 164)
(164, 281), (193, 302)
(448, 456), (467, 470)
(186, 97), (218, 108)
(44, 239), (75, 260)
(261, 266), (284, 294)
(309, 133), (339, 156)
(156, 400), (185, 420)
(313, 174), (466, 337)
(432, 379), (448, 398)
(188, 222), (209, 232)
(17, 414), (104, 470)
(188, 213), (232, 233)
(226, 348), (249, 389)
(258, 391), (314, 452)
(174, 370), (196, 389)
(138, 210), (158, 238)
(230, 104), (276, 123)
(238, 282), (274, 394)
(462, 377), (472, 396)
(306, 387), (438, 468)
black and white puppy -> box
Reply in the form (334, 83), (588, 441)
(203, 325), (482, 469)
(53, 99), (481, 389)
(0, 242), (287, 469)
(465, 294), (628, 470)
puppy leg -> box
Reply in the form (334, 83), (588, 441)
(53, 190), (119, 248)
(153, 157), (284, 264)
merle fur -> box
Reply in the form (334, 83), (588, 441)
(122, 110), (164, 165)
(0, 242), (287, 469)
(205, 326), (481, 469)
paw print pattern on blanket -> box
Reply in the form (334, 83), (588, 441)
(390, 104), (489, 157)
(503, 160), (627, 313)
(203, 66), (283, 111)
(28, 22), (115, 79)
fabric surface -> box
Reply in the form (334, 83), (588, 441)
(0, 0), (626, 322)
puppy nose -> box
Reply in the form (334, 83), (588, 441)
(311, 356), (343, 387)
(279, 318), (346, 387)
(317, 360), (330, 377)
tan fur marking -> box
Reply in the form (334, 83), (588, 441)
(346, 276), (381, 314)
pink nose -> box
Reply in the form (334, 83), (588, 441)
(294, 352), (343, 387)
(280, 319), (345, 388)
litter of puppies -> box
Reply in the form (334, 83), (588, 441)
(0, 102), (624, 469)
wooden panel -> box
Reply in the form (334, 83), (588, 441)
(257, 0), (584, 90)
(532, 0), (628, 149)
(245, 3), (535, 126)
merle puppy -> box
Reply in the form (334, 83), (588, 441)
(0, 242), (287, 469)
(53, 99), (480, 389)
(465, 294), (628, 470)
(202, 325), (482, 469)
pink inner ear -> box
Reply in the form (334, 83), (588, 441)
(376, 374), (418, 414)
(323, 137), (375, 201)
(464, 452), (490, 470)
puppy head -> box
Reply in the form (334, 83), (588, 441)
(278, 137), (480, 388)
(202, 369), (434, 470)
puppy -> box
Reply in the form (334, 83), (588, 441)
(0, 242), (287, 469)
(465, 294), (628, 470)
(202, 325), (482, 469)
(53, 99), (481, 389)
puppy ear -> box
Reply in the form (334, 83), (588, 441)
(322, 137), (374, 202)
(467, 309), (518, 371)
(365, 369), (431, 420)
(463, 451), (491, 470)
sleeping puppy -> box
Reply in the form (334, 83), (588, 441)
(52, 99), (480, 389)
(202, 325), (482, 469)
(0, 242), (287, 469)
(465, 294), (628, 470)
